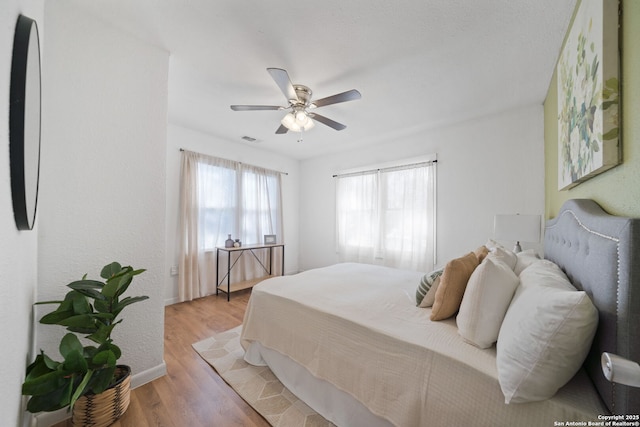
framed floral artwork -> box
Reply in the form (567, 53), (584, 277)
(557, 0), (620, 190)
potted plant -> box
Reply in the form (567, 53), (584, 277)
(21, 261), (148, 426)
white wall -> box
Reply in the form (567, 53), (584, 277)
(1, 2), (44, 425)
(34, 2), (169, 424)
(0, 5), (544, 425)
(165, 122), (300, 304)
(299, 104), (545, 271)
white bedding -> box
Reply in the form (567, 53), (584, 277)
(240, 263), (607, 426)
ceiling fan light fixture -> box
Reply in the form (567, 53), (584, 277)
(295, 110), (314, 129)
(303, 117), (315, 131)
(281, 111), (314, 132)
(295, 110), (307, 123)
(281, 112), (299, 131)
(231, 68), (359, 134)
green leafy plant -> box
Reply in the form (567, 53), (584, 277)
(21, 262), (148, 413)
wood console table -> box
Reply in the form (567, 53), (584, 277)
(215, 243), (285, 301)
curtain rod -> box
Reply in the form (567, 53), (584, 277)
(179, 148), (288, 175)
(332, 159), (437, 178)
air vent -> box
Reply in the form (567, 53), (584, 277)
(241, 136), (258, 142)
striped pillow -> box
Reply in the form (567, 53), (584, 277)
(416, 268), (444, 306)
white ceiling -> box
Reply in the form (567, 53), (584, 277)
(68, 0), (576, 160)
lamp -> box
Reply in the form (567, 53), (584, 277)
(281, 108), (315, 132)
(493, 214), (541, 253)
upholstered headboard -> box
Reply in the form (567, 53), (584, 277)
(544, 199), (640, 415)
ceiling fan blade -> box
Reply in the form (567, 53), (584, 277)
(308, 113), (347, 131)
(275, 124), (289, 134)
(267, 68), (298, 103)
(230, 105), (283, 111)
(311, 89), (361, 108)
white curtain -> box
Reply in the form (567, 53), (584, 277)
(178, 150), (283, 302)
(336, 162), (436, 272)
(235, 164), (284, 283)
(239, 164), (283, 247)
(178, 151), (201, 302)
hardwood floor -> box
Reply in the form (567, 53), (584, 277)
(53, 289), (270, 427)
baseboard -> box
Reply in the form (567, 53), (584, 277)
(131, 360), (167, 388)
(31, 407), (69, 427)
(165, 296), (180, 305)
(31, 361), (167, 427)
(165, 270), (304, 307)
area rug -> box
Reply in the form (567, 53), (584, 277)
(192, 326), (335, 427)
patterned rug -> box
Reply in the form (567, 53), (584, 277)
(192, 326), (334, 427)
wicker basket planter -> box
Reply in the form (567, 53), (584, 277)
(71, 365), (131, 427)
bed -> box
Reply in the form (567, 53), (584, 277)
(240, 199), (640, 426)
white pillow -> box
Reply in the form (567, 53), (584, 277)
(487, 246), (517, 270)
(513, 249), (541, 276)
(497, 261), (598, 404)
(485, 238), (504, 250)
(457, 258), (519, 348)
(518, 259), (575, 291)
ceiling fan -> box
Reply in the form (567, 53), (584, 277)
(230, 68), (361, 134)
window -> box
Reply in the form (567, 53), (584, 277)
(198, 159), (237, 250)
(178, 150), (284, 302)
(197, 157), (282, 250)
(336, 160), (436, 272)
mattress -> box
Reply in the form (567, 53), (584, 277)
(240, 263), (607, 426)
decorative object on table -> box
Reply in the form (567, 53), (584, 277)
(21, 262), (148, 427)
(9, 14), (41, 231)
(493, 214), (541, 253)
(264, 234), (276, 245)
(557, 0), (620, 190)
(225, 234), (234, 248)
(234, 239), (241, 248)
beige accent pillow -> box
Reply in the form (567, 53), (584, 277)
(474, 245), (490, 263)
(457, 257), (519, 348)
(430, 252), (479, 321)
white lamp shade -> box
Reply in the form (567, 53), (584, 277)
(281, 111), (315, 132)
(281, 113), (300, 131)
(300, 114), (314, 130)
(493, 214), (541, 243)
(295, 111), (307, 124)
